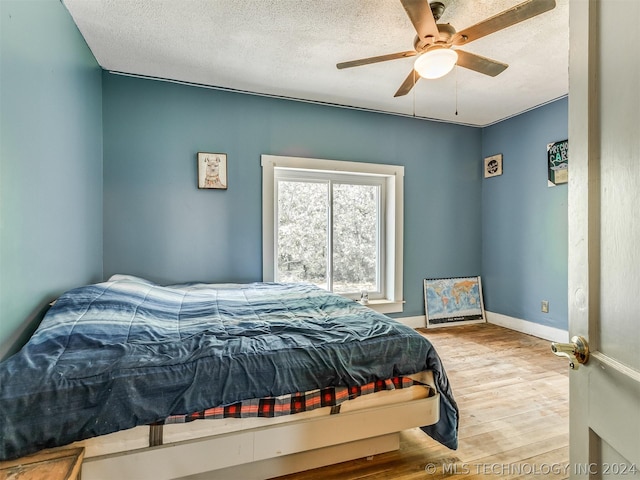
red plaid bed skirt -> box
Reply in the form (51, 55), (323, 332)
(165, 377), (427, 424)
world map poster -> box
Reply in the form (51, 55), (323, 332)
(424, 276), (486, 328)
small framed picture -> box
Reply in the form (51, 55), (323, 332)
(198, 152), (228, 189)
(547, 139), (568, 187)
(484, 154), (503, 178)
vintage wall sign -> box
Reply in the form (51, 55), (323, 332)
(547, 139), (568, 186)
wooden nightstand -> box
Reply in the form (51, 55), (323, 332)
(0, 447), (84, 480)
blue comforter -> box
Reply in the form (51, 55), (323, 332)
(0, 275), (458, 460)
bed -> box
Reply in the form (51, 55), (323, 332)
(0, 275), (458, 479)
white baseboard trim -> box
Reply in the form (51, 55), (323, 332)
(396, 315), (426, 329)
(485, 311), (569, 342)
(396, 312), (568, 343)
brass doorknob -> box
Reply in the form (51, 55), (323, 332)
(551, 336), (589, 369)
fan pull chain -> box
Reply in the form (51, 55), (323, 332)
(412, 69), (416, 118)
(455, 65), (458, 116)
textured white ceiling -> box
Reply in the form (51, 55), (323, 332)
(63, 0), (569, 127)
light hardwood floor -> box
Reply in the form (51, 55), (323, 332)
(275, 323), (570, 479)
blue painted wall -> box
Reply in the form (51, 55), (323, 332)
(0, 0), (103, 359)
(481, 99), (569, 330)
(102, 74), (483, 318)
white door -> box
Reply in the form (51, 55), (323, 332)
(566, 0), (640, 477)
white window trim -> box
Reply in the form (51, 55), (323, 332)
(262, 154), (404, 314)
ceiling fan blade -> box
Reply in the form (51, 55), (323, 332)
(399, 0), (440, 47)
(452, 0), (556, 46)
(455, 50), (508, 77)
(337, 51), (417, 69)
(394, 69), (420, 97)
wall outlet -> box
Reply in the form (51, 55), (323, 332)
(541, 300), (549, 313)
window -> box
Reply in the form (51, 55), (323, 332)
(262, 155), (404, 313)
(276, 170), (384, 297)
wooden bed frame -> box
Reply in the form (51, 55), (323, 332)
(79, 372), (440, 480)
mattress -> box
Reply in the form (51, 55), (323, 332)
(75, 372), (435, 459)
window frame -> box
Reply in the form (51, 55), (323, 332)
(262, 154), (404, 314)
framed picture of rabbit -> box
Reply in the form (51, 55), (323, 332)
(198, 152), (228, 190)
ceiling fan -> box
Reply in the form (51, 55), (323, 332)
(337, 0), (556, 97)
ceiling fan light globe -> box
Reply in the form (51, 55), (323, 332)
(414, 49), (458, 79)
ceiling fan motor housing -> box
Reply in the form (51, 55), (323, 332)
(414, 23), (456, 52)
